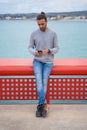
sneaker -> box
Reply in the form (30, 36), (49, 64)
(36, 104), (43, 117)
(42, 104), (48, 117)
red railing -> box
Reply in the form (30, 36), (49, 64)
(0, 58), (87, 104)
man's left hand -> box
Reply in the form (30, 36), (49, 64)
(42, 49), (49, 55)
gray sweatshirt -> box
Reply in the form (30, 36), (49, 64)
(28, 28), (59, 63)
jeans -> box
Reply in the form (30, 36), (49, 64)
(33, 59), (53, 105)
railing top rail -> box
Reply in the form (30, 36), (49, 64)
(0, 58), (87, 75)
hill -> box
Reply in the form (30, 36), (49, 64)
(0, 11), (87, 20)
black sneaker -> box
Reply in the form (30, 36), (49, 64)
(36, 104), (43, 117)
(42, 104), (48, 117)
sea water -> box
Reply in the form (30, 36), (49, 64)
(0, 20), (87, 58)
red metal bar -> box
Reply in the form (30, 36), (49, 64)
(0, 58), (87, 75)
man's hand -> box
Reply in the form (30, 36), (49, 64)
(35, 51), (42, 56)
(42, 48), (49, 55)
(35, 49), (49, 56)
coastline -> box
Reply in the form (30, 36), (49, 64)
(0, 17), (87, 21)
(0, 11), (87, 21)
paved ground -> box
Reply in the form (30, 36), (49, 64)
(0, 104), (87, 130)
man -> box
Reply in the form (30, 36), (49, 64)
(28, 12), (59, 117)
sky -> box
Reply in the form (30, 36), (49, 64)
(0, 0), (87, 14)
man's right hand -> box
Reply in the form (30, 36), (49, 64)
(35, 51), (42, 56)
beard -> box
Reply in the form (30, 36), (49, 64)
(40, 26), (47, 31)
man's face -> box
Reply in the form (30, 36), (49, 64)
(37, 19), (47, 31)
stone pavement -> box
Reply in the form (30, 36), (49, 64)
(0, 104), (87, 130)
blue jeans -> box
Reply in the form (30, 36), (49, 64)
(33, 59), (53, 105)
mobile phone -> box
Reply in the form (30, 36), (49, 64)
(38, 50), (42, 53)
